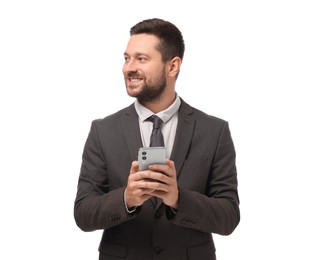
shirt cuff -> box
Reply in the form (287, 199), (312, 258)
(124, 189), (137, 214)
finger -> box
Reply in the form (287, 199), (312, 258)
(166, 159), (175, 171)
(149, 160), (175, 177)
(130, 161), (139, 174)
(140, 180), (169, 192)
(140, 170), (166, 182)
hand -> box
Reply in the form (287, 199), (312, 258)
(144, 160), (179, 208)
(125, 160), (179, 209)
(125, 161), (156, 208)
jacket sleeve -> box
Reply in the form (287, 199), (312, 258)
(74, 121), (138, 232)
(169, 122), (240, 235)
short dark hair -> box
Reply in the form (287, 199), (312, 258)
(130, 18), (185, 62)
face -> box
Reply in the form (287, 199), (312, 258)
(123, 34), (167, 103)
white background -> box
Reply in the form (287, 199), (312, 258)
(1, 0), (318, 259)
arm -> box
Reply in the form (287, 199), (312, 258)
(74, 121), (138, 232)
(169, 122), (240, 235)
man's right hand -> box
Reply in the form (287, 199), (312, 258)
(124, 161), (155, 208)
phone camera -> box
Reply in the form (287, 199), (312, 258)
(142, 156), (147, 160)
(142, 151), (147, 155)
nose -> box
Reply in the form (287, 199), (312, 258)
(123, 59), (138, 74)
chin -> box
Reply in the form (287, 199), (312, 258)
(126, 87), (141, 98)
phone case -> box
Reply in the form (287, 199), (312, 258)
(138, 147), (166, 170)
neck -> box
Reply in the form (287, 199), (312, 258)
(141, 91), (176, 114)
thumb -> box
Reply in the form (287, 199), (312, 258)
(166, 159), (175, 169)
(130, 160), (139, 174)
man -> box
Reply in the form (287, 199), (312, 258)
(74, 18), (240, 260)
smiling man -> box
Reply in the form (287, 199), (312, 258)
(74, 18), (240, 260)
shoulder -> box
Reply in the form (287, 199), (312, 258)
(92, 103), (136, 126)
(179, 99), (234, 146)
(93, 104), (136, 124)
(180, 98), (228, 126)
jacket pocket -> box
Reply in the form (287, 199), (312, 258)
(187, 241), (216, 260)
(99, 241), (127, 258)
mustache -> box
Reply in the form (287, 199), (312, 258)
(126, 72), (143, 78)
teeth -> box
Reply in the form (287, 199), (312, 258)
(130, 78), (141, 82)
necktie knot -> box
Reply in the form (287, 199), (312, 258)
(148, 115), (163, 129)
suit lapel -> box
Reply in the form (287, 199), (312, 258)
(121, 104), (143, 161)
(170, 100), (195, 179)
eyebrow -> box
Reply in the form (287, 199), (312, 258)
(124, 52), (150, 57)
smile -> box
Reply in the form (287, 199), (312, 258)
(129, 78), (143, 82)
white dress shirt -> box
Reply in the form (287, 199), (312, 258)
(134, 95), (181, 159)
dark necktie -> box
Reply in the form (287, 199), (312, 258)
(148, 115), (164, 147)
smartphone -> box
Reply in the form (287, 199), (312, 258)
(138, 147), (167, 171)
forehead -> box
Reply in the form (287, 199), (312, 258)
(125, 34), (160, 56)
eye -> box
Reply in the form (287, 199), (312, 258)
(138, 56), (148, 63)
(124, 56), (130, 63)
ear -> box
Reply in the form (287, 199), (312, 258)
(167, 57), (182, 77)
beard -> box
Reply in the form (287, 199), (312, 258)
(125, 68), (166, 103)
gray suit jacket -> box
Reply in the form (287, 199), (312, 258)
(74, 99), (240, 260)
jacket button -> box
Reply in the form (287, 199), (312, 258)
(154, 246), (162, 254)
(154, 210), (162, 219)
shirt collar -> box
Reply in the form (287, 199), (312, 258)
(134, 95), (181, 123)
